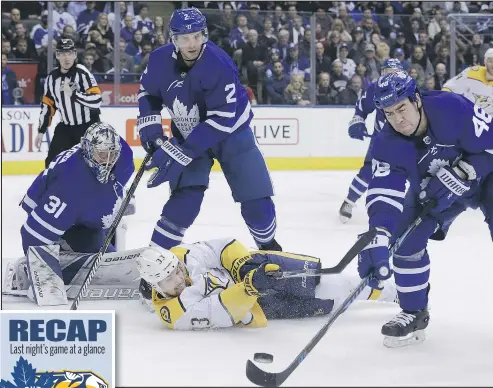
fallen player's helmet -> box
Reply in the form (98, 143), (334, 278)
(374, 70), (418, 109)
(136, 246), (187, 298)
(81, 122), (122, 184)
(168, 7), (208, 46)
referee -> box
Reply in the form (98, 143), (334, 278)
(35, 38), (102, 167)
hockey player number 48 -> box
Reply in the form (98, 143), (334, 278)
(473, 105), (491, 137)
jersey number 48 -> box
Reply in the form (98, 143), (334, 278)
(473, 105), (491, 137)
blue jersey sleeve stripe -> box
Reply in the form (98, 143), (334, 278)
(204, 102), (251, 133)
(366, 188), (406, 198)
(138, 90), (149, 100)
(366, 196), (404, 213)
(23, 194), (37, 210)
(487, 149), (493, 154)
(207, 110), (235, 118)
(31, 211), (65, 235)
(22, 223), (54, 245)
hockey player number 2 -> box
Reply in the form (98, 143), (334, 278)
(473, 105), (491, 137)
(44, 195), (67, 219)
(225, 83), (237, 103)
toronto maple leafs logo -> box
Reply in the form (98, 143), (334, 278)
(167, 97), (199, 139)
(101, 183), (127, 229)
(420, 158), (450, 190)
(0, 357), (108, 388)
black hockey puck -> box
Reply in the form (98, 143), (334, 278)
(254, 353), (274, 363)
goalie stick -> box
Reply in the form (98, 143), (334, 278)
(70, 153), (152, 310)
(246, 202), (434, 387)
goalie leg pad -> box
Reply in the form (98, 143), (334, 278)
(27, 245), (68, 306)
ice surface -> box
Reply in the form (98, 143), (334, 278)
(2, 171), (492, 386)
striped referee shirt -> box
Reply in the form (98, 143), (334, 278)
(38, 64), (102, 133)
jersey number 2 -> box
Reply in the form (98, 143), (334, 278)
(225, 83), (236, 103)
(473, 105), (491, 137)
(44, 195), (67, 219)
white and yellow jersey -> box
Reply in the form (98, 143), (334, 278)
(442, 66), (493, 114)
(151, 238), (267, 330)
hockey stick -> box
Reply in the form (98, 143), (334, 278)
(245, 201), (435, 387)
(70, 153), (152, 310)
(269, 229), (378, 279)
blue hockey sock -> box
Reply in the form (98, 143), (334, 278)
(346, 165), (371, 204)
(151, 187), (205, 249)
(393, 250), (430, 312)
(241, 197), (277, 248)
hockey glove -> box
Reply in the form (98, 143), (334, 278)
(137, 115), (166, 153)
(348, 115), (368, 140)
(145, 137), (194, 188)
(419, 163), (473, 216)
(243, 262), (281, 297)
(357, 228), (392, 289)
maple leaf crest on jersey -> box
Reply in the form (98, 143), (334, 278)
(167, 97), (200, 139)
(420, 158), (451, 190)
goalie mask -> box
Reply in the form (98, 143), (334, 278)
(136, 246), (188, 297)
(81, 122), (122, 184)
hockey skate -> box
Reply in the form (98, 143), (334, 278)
(258, 238), (282, 251)
(339, 200), (354, 223)
(382, 309), (430, 348)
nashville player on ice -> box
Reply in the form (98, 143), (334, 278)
(135, 238), (399, 330)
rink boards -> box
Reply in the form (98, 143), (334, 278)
(1, 106), (375, 175)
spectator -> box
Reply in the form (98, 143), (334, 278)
(134, 4), (154, 35)
(11, 23), (38, 59)
(331, 59), (349, 92)
(77, 1), (100, 41)
(285, 4), (300, 29)
(209, 3), (235, 50)
(88, 29), (110, 57)
(330, 19), (352, 43)
(338, 43), (356, 78)
(464, 34), (490, 65)
(433, 63), (449, 89)
(298, 28), (311, 58)
(362, 43), (381, 81)
(325, 31), (343, 64)
(378, 5), (402, 39)
(247, 3), (264, 32)
(284, 72), (311, 105)
(13, 39), (35, 60)
(417, 30), (434, 61)
(316, 72), (339, 105)
(271, 5), (287, 32)
(67, 1), (87, 19)
(408, 64), (424, 88)
(423, 75), (436, 91)
(274, 29), (290, 60)
(135, 41), (153, 71)
(82, 52), (99, 78)
(264, 61), (290, 104)
(282, 43), (310, 81)
(348, 26), (366, 64)
(406, 18), (422, 45)
(121, 15), (136, 43)
(355, 62), (372, 91)
(264, 48), (281, 79)
(107, 38), (134, 72)
(427, 8), (444, 40)
(2, 53), (18, 105)
(315, 42), (332, 76)
(338, 5), (356, 34)
(154, 16), (166, 37)
(2, 41), (15, 60)
(376, 42), (391, 64)
(89, 13), (114, 51)
(242, 29), (269, 89)
(53, 1), (77, 35)
(360, 17), (381, 42)
(31, 11), (57, 53)
(392, 31), (412, 59)
(314, 23), (326, 45)
(2, 7), (21, 41)
(338, 74), (363, 105)
(394, 48), (410, 71)
(125, 29), (144, 57)
(155, 33), (166, 48)
(288, 15), (305, 45)
(229, 14), (249, 51)
(315, 7), (333, 34)
(258, 17), (278, 48)
(108, 1), (134, 28)
(85, 42), (112, 73)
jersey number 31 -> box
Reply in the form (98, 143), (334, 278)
(473, 105), (491, 137)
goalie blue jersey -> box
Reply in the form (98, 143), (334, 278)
(138, 41), (253, 155)
(355, 81), (387, 134)
(20, 140), (134, 254)
(367, 91), (493, 234)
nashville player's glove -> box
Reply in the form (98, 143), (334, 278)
(243, 262), (281, 297)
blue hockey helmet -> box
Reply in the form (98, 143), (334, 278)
(382, 58), (403, 73)
(374, 70), (419, 110)
(169, 8), (208, 44)
(81, 122), (122, 184)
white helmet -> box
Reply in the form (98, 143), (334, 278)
(485, 48), (493, 63)
(136, 246), (182, 296)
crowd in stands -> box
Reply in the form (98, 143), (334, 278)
(2, 1), (493, 105)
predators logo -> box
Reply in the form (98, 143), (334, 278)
(48, 371), (109, 388)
